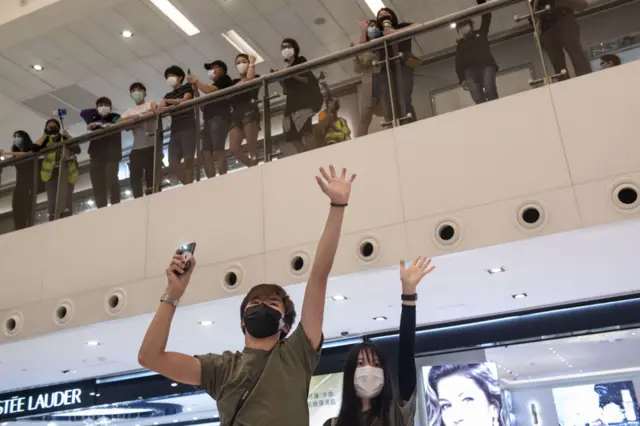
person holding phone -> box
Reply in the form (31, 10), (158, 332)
(138, 165), (356, 426)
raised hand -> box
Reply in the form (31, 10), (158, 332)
(400, 256), (435, 294)
(165, 251), (197, 300)
(315, 165), (356, 204)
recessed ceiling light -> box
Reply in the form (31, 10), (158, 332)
(486, 267), (506, 274)
(363, 0), (386, 15)
(32, 64), (43, 71)
(90, 392), (96, 396)
(86, 340), (100, 347)
(96, 394), (101, 397)
(171, 382), (178, 387)
(199, 320), (214, 326)
(373, 316), (387, 321)
(173, 421), (178, 423)
(87, 199), (95, 207)
(150, 0), (199, 36)
(512, 293), (527, 299)
(121, 30), (133, 38)
(193, 418), (198, 421)
(221, 30), (264, 64)
(125, 189), (132, 196)
(449, 22), (457, 29)
(62, 369), (76, 375)
(328, 295), (347, 301)
(154, 422), (159, 425)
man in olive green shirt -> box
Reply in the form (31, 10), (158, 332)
(138, 165), (357, 426)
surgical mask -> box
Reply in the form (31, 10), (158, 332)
(167, 76), (178, 88)
(367, 27), (382, 39)
(237, 63), (249, 74)
(131, 91), (145, 103)
(281, 47), (295, 59)
(12, 137), (23, 147)
(208, 69), (217, 81)
(243, 304), (284, 339)
(97, 106), (111, 117)
(354, 366), (385, 399)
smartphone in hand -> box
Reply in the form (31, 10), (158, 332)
(176, 242), (196, 275)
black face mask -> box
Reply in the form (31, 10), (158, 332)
(45, 127), (59, 136)
(243, 304), (283, 339)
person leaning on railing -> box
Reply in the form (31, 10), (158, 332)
(0, 131), (37, 230)
(30, 118), (80, 221)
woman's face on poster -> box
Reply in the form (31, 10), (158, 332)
(437, 374), (498, 426)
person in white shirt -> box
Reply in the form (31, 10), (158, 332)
(118, 82), (161, 198)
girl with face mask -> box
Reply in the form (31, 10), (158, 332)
(354, 19), (392, 137)
(227, 53), (260, 172)
(0, 131), (36, 230)
(277, 38), (319, 153)
(325, 257), (436, 426)
(30, 119), (80, 221)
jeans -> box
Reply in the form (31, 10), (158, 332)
(540, 14), (592, 79)
(129, 146), (160, 198)
(90, 158), (121, 208)
(46, 168), (74, 221)
(465, 66), (499, 104)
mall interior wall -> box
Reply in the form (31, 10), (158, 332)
(1, 61), (639, 344)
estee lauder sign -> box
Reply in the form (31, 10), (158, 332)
(0, 381), (95, 420)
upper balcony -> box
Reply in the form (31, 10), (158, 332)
(0, 0), (639, 392)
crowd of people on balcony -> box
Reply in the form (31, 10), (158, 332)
(0, 1), (628, 232)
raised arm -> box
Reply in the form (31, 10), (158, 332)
(398, 256), (435, 401)
(138, 252), (202, 385)
(300, 166), (356, 350)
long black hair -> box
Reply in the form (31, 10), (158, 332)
(335, 342), (396, 426)
(12, 130), (33, 152)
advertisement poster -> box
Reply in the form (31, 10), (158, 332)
(422, 362), (506, 426)
(308, 373), (343, 426)
(552, 380), (640, 426)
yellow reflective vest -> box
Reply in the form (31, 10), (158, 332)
(40, 136), (79, 184)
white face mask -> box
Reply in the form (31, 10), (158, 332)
(281, 47), (295, 59)
(237, 63), (249, 75)
(208, 69), (217, 81)
(97, 106), (111, 117)
(354, 366), (385, 399)
(167, 76), (178, 88)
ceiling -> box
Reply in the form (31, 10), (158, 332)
(1, 219), (639, 394)
(0, 0), (536, 158)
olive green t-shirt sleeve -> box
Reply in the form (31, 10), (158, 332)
(284, 323), (323, 373)
(194, 353), (232, 400)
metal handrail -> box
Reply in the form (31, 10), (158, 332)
(0, 0), (521, 170)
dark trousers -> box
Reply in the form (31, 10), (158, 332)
(90, 158), (121, 208)
(46, 168), (74, 221)
(12, 184), (34, 230)
(466, 66), (499, 104)
(540, 14), (592, 78)
(130, 146), (160, 198)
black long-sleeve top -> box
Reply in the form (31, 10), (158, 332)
(398, 304), (416, 402)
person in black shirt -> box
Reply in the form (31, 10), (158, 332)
(324, 257), (435, 426)
(187, 60), (233, 178)
(229, 53), (261, 171)
(0, 131), (36, 230)
(376, 8), (417, 123)
(455, 0), (499, 104)
(81, 96), (122, 208)
(533, 0), (591, 79)
(277, 38), (319, 153)
(160, 65), (195, 185)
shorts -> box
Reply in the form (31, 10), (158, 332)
(168, 124), (196, 161)
(230, 106), (261, 130)
(284, 116), (313, 142)
(202, 116), (230, 152)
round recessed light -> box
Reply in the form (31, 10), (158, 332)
(487, 267), (506, 274)
(199, 320), (214, 326)
(124, 189), (132, 196)
(373, 316), (387, 321)
(87, 199), (95, 207)
(173, 421), (177, 423)
(171, 382), (178, 387)
(193, 418), (198, 421)
(86, 340), (100, 347)
(512, 293), (527, 299)
(121, 30), (133, 38)
(329, 295), (347, 301)
(32, 64), (43, 71)
(154, 422), (159, 425)
(449, 22), (457, 29)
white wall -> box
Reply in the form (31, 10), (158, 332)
(1, 61), (640, 344)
